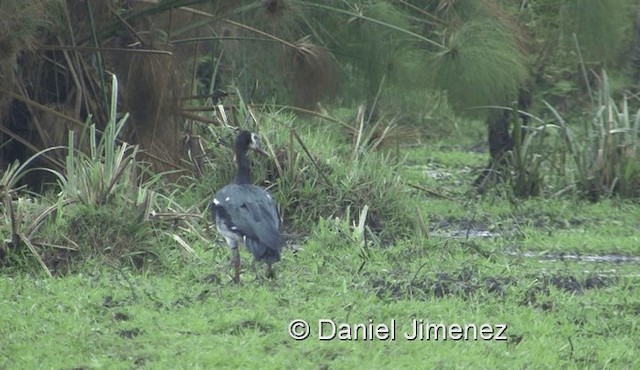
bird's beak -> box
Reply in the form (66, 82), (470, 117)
(250, 137), (269, 157)
(253, 146), (269, 157)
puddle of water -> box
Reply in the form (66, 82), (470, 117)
(505, 250), (640, 264)
(431, 230), (500, 238)
(536, 268), (640, 277)
(424, 169), (451, 180)
(450, 230), (498, 238)
(507, 250), (640, 278)
(406, 165), (455, 180)
(434, 228), (640, 266)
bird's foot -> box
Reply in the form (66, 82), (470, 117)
(265, 264), (276, 279)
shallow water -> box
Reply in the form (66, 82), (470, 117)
(439, 228), (640, 264)
(505, 250), (640, 264)
(431, 230), (499, 238)
(450, 230), (498, 238)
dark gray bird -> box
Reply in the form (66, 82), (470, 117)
(211, 130), (282, 283)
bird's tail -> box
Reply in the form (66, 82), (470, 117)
(246, 235), (282, 263)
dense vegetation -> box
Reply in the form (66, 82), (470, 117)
(1, 0), (640, 368)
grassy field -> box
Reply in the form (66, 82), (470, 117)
(1, 115), (640, 369)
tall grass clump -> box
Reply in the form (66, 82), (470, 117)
(503, 108), (551, 198)
(548, 71), (640, 199)
(0, 74), (182, 275)
(54, 74), (163, 268)
(206, 108), (417, 244)
(61, 75), (153, 210)
(279, 145), (413, 242)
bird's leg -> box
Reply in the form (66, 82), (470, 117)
(251, 260), (262, 283)
(230, 246), (240, 283)
(266, 263), (275, 279)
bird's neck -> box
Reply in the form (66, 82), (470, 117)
(234, 151), (252, 184)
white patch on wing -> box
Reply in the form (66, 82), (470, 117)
(225, 197), (231, 201)
(230, 226), (238, 231)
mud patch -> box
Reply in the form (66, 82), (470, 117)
(429, 211), (596, 240)
(368, 267), (617, 302)
(368, 267), (516, 301)
(226, 320), (274, 336)
(113, 312), (130, 322)
(119, 328), (142, 339)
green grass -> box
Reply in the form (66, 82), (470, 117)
(2, 233), (639, 368)
(2, 109), (640, 368)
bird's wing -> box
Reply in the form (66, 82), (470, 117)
(212, 185), (282, 251)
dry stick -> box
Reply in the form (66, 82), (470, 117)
(148, 59), (171, 158)
(150, 212), (208, 222)
(61, 4), (88, 117)
(352, 105), (365, 162)
(267, 105), (355, 132)
(60, 49), (83, 118)
(4, 193), (18, 248)
(221, 18), (298, 49)
(18, 232), (53, 278)
(60, 235), (81, 251)
(15, 82), (53, 156)
(189, 40), (200, 108)
(0, 125), (64, 169)
(407, 183), (454, 200)
(30, 242), (77, 251)
(243, 105), (285, 180)
(264, 134), (284, 181)
(290, 128), (334, 188)
(289, 130), (295, 176)
(368, 74), (386, 124)
(25, 198), (80, 238)
(57, 38), (84, 118)
(415, 206), (429, 239)
(102, 155), (136, 205)
(167, 6), (174, 46)
(180, 106), (221, 112)
(181, 92), (232, 101)
(180, 111), (219, 125)
(77, 56), (107, 124)
(109, 4), (147, 47)
(85, 0), (109, 115)
(36, 45), (173, 55)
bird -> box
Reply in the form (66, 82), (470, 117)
(211, 130), (282, 283)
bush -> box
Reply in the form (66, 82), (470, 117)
(548, 71), (640, 199)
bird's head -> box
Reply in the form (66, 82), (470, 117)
(235, 130), (268, 156)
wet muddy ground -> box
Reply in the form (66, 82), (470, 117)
(369, 210), (639, 308)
